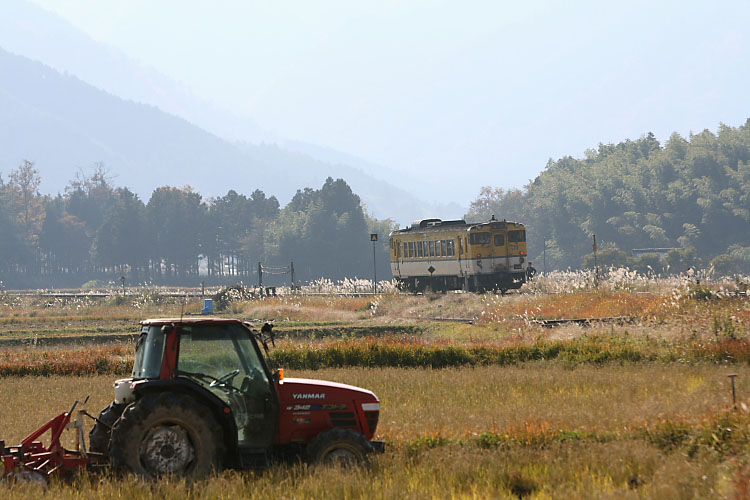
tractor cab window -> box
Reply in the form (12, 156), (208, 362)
(132, 326), (166, 379)
(177, 324), (267, 392)
(469, 232), (490, 245)
(177, 324), (277, 448)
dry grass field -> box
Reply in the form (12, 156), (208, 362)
(1, 275), (750, 498)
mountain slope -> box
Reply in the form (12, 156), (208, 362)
(0, 47), (451, 223)
(0, 0), (270, 144)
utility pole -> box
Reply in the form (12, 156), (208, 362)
(592, 234), (599, 286)
(258, 262), (263, 297)
(370, 234), (378, 294)
(290, 262), (295, 292)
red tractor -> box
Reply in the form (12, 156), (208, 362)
(2, 318), (383, 481)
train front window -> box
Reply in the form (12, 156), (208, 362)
(469, 232), (490, 245)
(494, 234), (505, 246)
(508, 230), (526, 243)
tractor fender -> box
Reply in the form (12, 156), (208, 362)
(131, 379), (240, 467)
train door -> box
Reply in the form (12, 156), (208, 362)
(459, 234), (469, 278)
(392, 239), (400, 277)
(493, 232), (508, 274)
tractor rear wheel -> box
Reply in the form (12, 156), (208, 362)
(305, 428), (373, 466)
(109, 393), (224, 479)
(89, 402), (126, 456)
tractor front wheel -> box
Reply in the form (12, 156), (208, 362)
(109, 393), (224, 479)
(305, 428), (373, 466)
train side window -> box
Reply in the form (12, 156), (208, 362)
(508, 230), (526, 243)
(447, 240), (455, 257)
(441, 240), (447, 257)
(435, 240), (442, 257)
(423, 241), (428, 257)
(410, 241), (416, 258)
(494, 234), (505, 246)
(429, 241), (435, 257)
(417, 241), (423, 258)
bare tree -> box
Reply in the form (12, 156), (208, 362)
(9, 159), (41, 231)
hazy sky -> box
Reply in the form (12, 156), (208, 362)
(26, 0), (750, 203)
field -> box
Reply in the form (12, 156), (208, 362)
(1, 273), (750, 498)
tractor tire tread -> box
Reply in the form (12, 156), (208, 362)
(109, 392), (224, 479)
(304, 428), (373, 466)
(89, 402), (126, 456)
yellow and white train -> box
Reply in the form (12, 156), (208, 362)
(389, 217), (533, 292)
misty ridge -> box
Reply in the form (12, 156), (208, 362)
(0, 0), (462, 225)
(0, 47), (458, 226)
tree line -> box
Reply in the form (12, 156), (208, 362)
(0, 163), (395, 288)
(467, 120), (750, 275)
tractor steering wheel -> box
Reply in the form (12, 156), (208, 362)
(209, 369), (240, 388)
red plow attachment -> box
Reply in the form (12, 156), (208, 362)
(1, 399), (102, 484)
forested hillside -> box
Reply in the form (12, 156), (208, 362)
(0, 163), (394, 288)
(468, 122), (750, 274)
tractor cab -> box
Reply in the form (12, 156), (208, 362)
(127, 319), (280, 451)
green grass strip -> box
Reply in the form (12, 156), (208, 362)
(2, 335), (750, 376)
(268, 337), (750, 369)
(402, 411), (750, 458)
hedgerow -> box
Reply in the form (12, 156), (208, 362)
(3, 335), (750, 376)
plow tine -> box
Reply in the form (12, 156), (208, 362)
(34, 459), (50, 472)
(2, 402), (94, 481)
